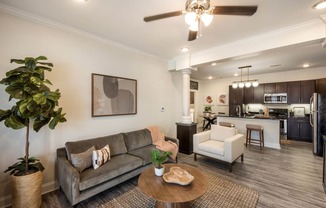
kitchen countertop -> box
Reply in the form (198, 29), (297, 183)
(218, 115), (280, 120)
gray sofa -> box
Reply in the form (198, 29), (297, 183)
(56, 128), (178, 207)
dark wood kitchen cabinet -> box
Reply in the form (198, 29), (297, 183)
(300, 80), (315, 103)
(264, 83), (276, 94)
(229, 86), (244, 116)
(244, 87), (254, 104)
(316, 78), (326, 93)
(287, 80), (315, 104)
(287, 81), (301, 103)
(276, 82), (288, 93)
(254, 84), (264, 103)
(287, 117), (312, 142)
(229, 86), (244, 104)
(244, 84), (264, 104)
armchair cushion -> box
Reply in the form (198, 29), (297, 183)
(198, 140), (224, 156)
(210, 125), (236, 142)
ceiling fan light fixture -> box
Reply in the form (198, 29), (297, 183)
(189, 21), (199, 31)
(201, 13), (213, 26)
(185, 12), (197, 25)
(313, 1), (326, 9)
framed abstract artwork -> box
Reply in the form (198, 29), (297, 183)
(92, 73), (137, 116)
(217, 93), (228, 106)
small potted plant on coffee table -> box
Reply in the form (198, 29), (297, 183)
(150, 149), (172, 176)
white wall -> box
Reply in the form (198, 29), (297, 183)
(0, 11), (183, 205)
(197, 67), (326, 122)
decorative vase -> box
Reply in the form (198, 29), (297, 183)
(11, 171), (43, 208)
(154, 166), (165, 177)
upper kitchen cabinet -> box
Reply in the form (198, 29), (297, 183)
(244, 84), (264, 104)
(254, 84), (264, 103)
(244, 87), (254, 104)
(229, 86), (244, 116)
(229, 86), (244, 104)
(301, 80), (316, 103)
(287, 80), (315, 104)
(264, 83), (276, 93)
(276, 82), (288, 93)
(264, 82), (287, 94)
(316, 78), (326, 93)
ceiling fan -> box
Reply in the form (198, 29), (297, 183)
(144, 0), (258, 41)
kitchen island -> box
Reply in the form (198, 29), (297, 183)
(216, 116), (281, 149)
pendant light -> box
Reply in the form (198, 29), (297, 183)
(232, 65), (259, 88)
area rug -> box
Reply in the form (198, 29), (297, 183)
(98, 169), (259, 208)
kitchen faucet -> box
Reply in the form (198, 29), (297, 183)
(236, 105), (241, 117)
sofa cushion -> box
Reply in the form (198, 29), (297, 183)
(122, 129), (152, 151)
(210, 125), (236, 142)
(198, 140), (224, 156)
(128, 145), (156, 165)
(71, 146), (95, 173)
(65, 133), (127, 161)
(92, 145), (111, 170)
(79, 154), (143, 191)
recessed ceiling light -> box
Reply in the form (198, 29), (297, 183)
(234, 73), (238, 76)
(211, 63), (216, 66)
(208, 76), (213, 80)
(303, 63), (310, 68)
(313, 1), (326, 9)
(181, 47), (189, 53)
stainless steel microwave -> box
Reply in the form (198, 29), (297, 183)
(264, 93), (287, 104)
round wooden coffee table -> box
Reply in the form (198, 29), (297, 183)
(138, 164), (208, 208)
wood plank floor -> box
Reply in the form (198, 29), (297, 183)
(41, 141), (326, 208)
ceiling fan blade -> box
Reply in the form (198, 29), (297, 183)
(144, 11), (183, 22)
(188, 30), (197, 41)
(212, 6), (258, 16)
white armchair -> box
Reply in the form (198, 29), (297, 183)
(193, 124), (244, 172)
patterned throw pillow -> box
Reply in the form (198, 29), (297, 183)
(70, 146), (95, 173)
(92, 145), (111, 170)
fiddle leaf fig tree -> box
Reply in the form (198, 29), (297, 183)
(0, 56), (67, 176)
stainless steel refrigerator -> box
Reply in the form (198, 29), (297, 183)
(310, 93), (326, 156)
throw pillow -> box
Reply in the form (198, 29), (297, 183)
(70, 146), (95, 173)
(92, 145), (111, 170)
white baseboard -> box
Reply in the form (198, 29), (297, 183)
(0, 180), (59, 208)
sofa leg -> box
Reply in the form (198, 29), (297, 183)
(241, 154), (244, 162)
(194, 153), (197, 161)
(175, 156), (178, 164)
(228, 163), (232, 172)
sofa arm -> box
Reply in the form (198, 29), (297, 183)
(165, 136), (179, 146)
(224, 134), (244, 163)
(193, 131), (211, 152)
(56, 156), (81, 205)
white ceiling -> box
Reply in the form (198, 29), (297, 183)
(0, 0), (326, 80)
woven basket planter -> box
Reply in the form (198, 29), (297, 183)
(11, 171), (42, 208)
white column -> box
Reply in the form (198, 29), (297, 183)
(182, 68), (192, 124)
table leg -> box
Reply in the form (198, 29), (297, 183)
(156, 201), (191, 208)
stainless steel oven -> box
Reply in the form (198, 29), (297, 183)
(269, 108), (288, 135)
(280, 119), (287, 135)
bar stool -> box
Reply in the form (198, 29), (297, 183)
(246, 124), (264, 150)
(219, 122), (235, 128)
